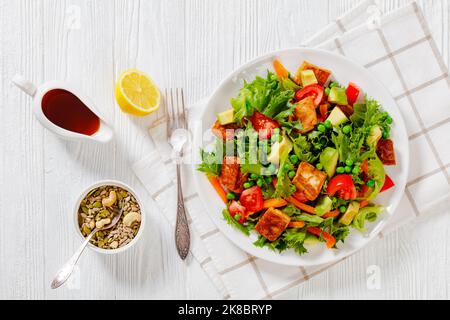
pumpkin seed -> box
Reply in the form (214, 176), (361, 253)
(92, 201), (102, 208)
(81, 206), (89, 214)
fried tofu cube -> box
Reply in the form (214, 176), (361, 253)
(295, 61), (331, 86)
(219, 156), (247, 193)
(255, 208), (291, 242)
(292, 162), (328, 201)
(212, 121), (239, 141)
(295, 97), (318, 133)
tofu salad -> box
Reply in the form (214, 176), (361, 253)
(198, 59), (397, 255)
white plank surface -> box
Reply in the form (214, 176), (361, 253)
(0, 0), (449, 300)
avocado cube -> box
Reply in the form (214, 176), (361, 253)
(327, 107), (349, 126)
(217, 109), (235, 125)
(300, 70), (318, 87)
(339, 202), (360, 225)
(328, 87), (348, 105)
(320, 147), (339, 178)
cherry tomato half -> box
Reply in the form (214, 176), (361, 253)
(239, 186), (264, 212)
(251, 111), (280, 139)
(346, 82), (360, 105)
(228, 200), (247, 223)
(327, 174), (357, 200)
(295, 84), (324, 107)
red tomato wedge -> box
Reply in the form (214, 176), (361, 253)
(346, 82), (360, 105)
(319, 103), (329, 122)
(239, 186), (264, 213)
(294, 84), (324, 107)
(251, 111), (280, 139)
(228, 200), (247, 223)
(327, 174), (357, 200)
(381, 174), (395, 192)
(307, 227), (336, 248)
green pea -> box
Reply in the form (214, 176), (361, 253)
(324, 120), (332, 129)
(352, 166), (361, 174)
(325, 87), (331, 96)
(344, 166), (352, 173)
(336, 167), (345, 174)
(383, 129), (390, 139)
(265, 176), (273, 183)
(226, 192), (235, 200)
(257, 178), (264, 187)
(317, 124), (326, 132)
(283, 164), (290, 172)
(234, 214), (241, 221)
(367, 180), (375, 187)
(339, 206), (347, 213)
(345, 159), (353, 166)
(288, 171), (296, 178)
(290, 154), (299, 164)
(243, 182), (252, 189)
(316, 163), (323, 170)
(250, 173), (258, 180)
(342, 125), (352, 134)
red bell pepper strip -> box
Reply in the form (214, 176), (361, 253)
(346, 82), (360, 105)
(380, 174), (395, 192)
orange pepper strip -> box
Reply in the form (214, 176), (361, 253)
(307, 227), (336, 248)
(322, 209), (340, 219)
(359, 200), (369, 208)
(263, 198), (288, 209)
(288, 196), (316, 214)
(208, 176), (228, 204)
(272, 177), (278, 188)
(288, 221), (306, 228)
(273, 59), (289, 79)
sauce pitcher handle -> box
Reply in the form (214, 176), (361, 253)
(12, 74), (37, 97)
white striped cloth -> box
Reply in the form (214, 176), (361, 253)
(132, 0), (450, 299)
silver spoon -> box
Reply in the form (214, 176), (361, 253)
(50, 202), (124, 289)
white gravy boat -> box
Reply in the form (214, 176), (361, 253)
(12, 74), (114, 143)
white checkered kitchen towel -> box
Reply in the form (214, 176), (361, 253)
(132, 0), (450, 299)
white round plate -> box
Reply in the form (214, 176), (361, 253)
(192, 48), (409, 267)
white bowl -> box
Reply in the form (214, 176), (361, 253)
(73, 180), (146, 254)
(192, 47), (409, 266)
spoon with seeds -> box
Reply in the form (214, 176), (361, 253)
(50, 200), (125, 289)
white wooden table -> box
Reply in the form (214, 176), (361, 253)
(1, 0), (449, 300)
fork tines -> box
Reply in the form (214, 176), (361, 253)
(165, 88), (187, 134)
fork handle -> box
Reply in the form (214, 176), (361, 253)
(175, 163), (190, 260)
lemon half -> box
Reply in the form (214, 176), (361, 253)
(115, 69), (160, 116)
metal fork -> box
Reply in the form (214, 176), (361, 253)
(166, 88), (190, 260)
